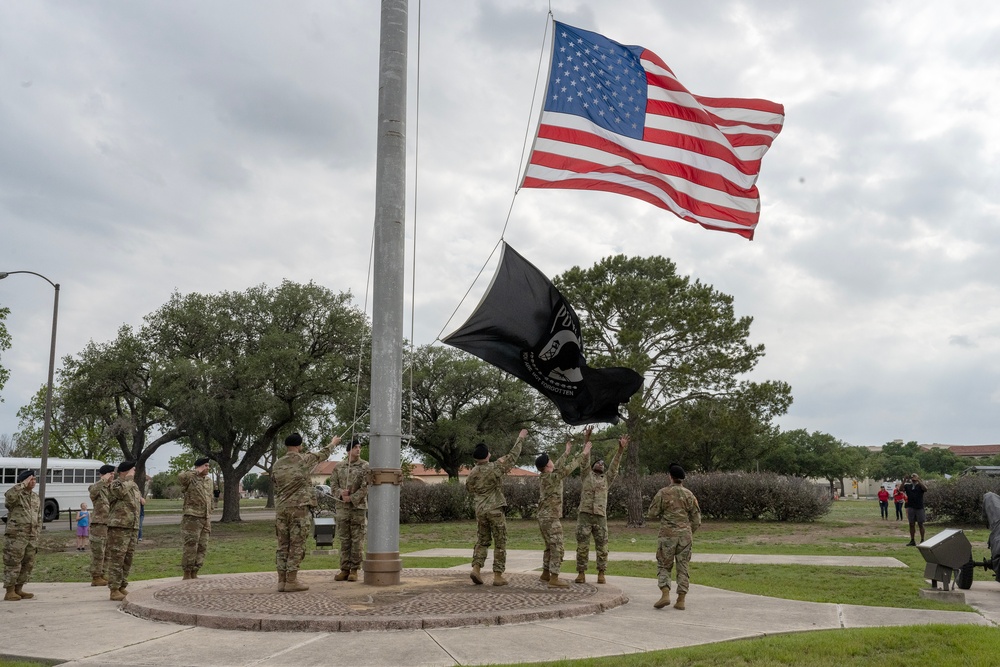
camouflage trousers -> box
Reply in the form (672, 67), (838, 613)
(575, 511), (609, 572)
(275, 506), (311, 573)
(472, 509), (508, 573)
(537, 517), (564, 574)
(181, 515), (211, 571)
(89, 523), (108, 578)
(3, 528), (38, 587)
(105, 527), (138, 590)
(656, 534), (693, 594)
(335, 507), (367, 571)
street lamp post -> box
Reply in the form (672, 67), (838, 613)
(0, 270), (60, 526)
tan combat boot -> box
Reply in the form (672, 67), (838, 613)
(182, 570), (193, 580)
(334, 569), (350, 582)
(91, 576), (108, 587)
(538, 569), (551, 582)
(470, 564), (484, 585)
(110, 588), (127, 602)
(13, 584), (33, 599)
(348, 569), (359, 582)
(277, 571), (286, 592)
(674, 593), (686, 610)
(4, 586), (20, 602)
(575, 570), (586, 583)
(492, 572), (508, 586)
(653, 587), (670, 609)
(284, 570), (309, 592)
(597, 571), (606, 584)
(190, 570), (199, 579)
(548, 573), (569, 589)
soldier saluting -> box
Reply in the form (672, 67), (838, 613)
(179, 457), (214, 579)
(273, 432), (340, 592)
(88, 464), (117, 587)
(106, 461), (144, 602)
(3, 469), (40, 602)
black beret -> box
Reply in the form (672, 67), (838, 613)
(668, 463), (686, 480)
(284, 433), (303, 448)
(473, 443), (489, 460)
(98, 464), (116, 475)
(194, 457), (211, 467)
(535, 453), (550, 471)
(17, 469), (35, 483)
(347, 438), (362, 451)
(117, 461), (136, 473)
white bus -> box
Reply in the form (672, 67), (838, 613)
(0, 457), (108, 523)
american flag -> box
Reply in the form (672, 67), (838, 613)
(520, 22), (784, 240)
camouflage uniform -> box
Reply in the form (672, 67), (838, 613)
(466, 438), (523, 573)
(88, 478), (111, 579)
(575, 446), (624, 573)
(105, 477), (142, 592)
(3, 481), (40, 588)
(646, 482), (701, 594)
(331, 457), (370, 573)
(537, 449), (584, 575)
(179, 470), (214, 573)
(273, 440), (336, 573)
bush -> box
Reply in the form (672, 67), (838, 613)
(397, 471), (831, 523)
(399, 480), (473, 523)
(925, 476), (1000, 525)
(685, 472), (830, 522)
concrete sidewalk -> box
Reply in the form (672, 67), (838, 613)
(1, 574), (996, 666)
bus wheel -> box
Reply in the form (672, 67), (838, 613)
(43, 499), (59, 522)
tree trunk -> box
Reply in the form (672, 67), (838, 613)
(625, 414), (645, 527)
(265, 480), (275, 509)
(219, 466), (242, 522)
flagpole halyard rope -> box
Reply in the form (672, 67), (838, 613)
(438, 11), (554, 341)
(514, 12), (555, 194)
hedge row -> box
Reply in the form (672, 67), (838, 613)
(397, 471), (831, 523)
(925, 476), (1000, 525)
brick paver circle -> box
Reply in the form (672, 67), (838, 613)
(121, 569), (629, 632)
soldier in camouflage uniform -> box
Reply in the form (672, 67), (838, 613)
(575, 429), (628, 584)
(646, 463), (701, 610)
(88, 464), (117, 586)
(535, 437), (590, 588)
(179, 457), (214, 579)
(273, 432), (340, 592)
(466, 429), (527, 586)
(3, 470), (40, 602)
(331, 438), (370, 582)
(106, 461), (144, 601)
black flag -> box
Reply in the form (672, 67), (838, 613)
(442, 242), (643, 425)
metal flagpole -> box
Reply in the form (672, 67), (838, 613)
(364, 0), (407, 586)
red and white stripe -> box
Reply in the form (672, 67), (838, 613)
(521, 49), (784, 240)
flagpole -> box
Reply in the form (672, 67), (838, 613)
(364, 0), (407, 586)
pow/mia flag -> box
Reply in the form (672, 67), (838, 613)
(442, 242), (643, 425)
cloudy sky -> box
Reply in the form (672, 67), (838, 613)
(2, 1), (999, 473)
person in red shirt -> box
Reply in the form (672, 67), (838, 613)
(877, 487), (890, 519)
(892, 484), (906, 521)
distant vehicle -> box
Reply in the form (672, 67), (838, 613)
(1, 457), (107, 523)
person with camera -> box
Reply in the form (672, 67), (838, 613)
(903, 473), (927, 546)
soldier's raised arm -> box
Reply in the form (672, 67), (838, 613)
(498, 429), (528, 473)
(558, 439), (590, 480)
(606, 436), (628, 486)
(314, 435), (342, 464)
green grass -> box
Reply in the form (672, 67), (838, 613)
(482, 625), (1000, 667)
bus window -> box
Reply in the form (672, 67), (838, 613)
(50, 469), (63, 483)
(2, 468), (15, 483)
(85, 469), (96, 483)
